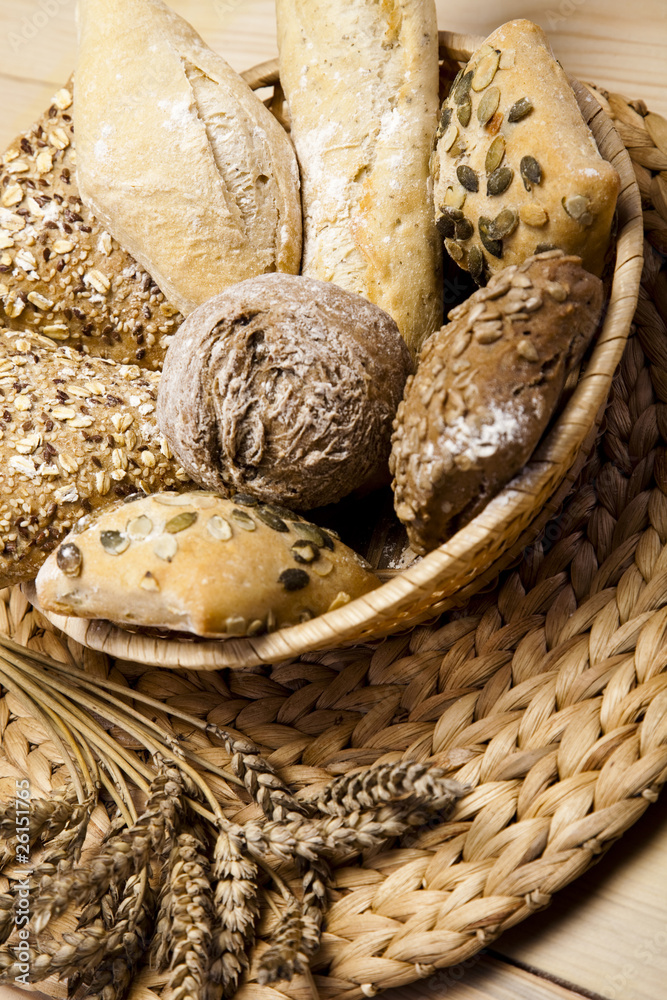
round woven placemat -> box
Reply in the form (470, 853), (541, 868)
(1, 85), (667, 1000)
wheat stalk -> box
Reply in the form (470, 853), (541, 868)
(210, 824), (259, 998)
(257, 898), (308, 985)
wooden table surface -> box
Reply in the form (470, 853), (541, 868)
(2, 2), (667, 1000)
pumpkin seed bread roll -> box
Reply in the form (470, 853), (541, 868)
(75, 0), (302, 318)
(390, 251), (604, 554)
(432, 20), (620, 282)
(35, 491), (380, 638)
(0, 82), (182, 368)
(0, 329), (191, 588)
(276, 0), (443, 356)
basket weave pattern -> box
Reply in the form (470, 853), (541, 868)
(2, 84), (667, 1000)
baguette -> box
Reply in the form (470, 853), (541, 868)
(0, 328), (191, 588)
(75, 0), (302, 318)
(276, 0), (443, 355)
(0, 83), (182, 368)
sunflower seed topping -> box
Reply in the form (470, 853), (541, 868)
(225, 616), (247, 636)
(165, 511), (198, 534)
(100, 530), (130, 556)
(562, 194), (594, 226)
(441, 123), (459, 152)
(57, 543), (82, 577)
(516, 340), (540, 361)
(472, 50), (501, 91)
(487, 166), (514, 196)
(207, 515), (233, 541)
(127, 515), (153, 541)
(457, 165), (479, 192)
(312, 558), (334, 578)
(153, 535), (178, 562)
(140, 572), (160, 592)
(477, 87), (501, 126)
(508, 97), (534, 122)
(520, 155), (543, 191)
(291, 540), (321, 564)
(520, 204), (549, 227)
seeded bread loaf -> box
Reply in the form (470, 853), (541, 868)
(0, 82), (182, 369)
(276, 0), (443, 356)
(390, 251), (604, 553)
(75, 0), (302, 318)
(432, 20), (620, 282)
(157, 274), (412, 510)
(35, 491), (380, 637)
(0, 329), (192, 588)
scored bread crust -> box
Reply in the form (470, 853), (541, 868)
(0, 329), (191, 588)
(75, 0), (303, 318)
(276, 0), (443, 356)
(0, 82), (182, 369)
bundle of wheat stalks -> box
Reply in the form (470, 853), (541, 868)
(0, 636), (464, 999)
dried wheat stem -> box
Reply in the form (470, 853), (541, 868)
(210, 824), (259, 998)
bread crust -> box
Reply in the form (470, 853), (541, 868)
(276, 0), (443, 355)
(75, 0), (302, 317)
(157, 273), (412, 509)
(390, 252), (604, 553)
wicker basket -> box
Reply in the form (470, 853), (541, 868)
(28, 32), (644, 670)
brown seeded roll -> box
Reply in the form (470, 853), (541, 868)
(0, 328), (191, 588)
(157, 274), (412, 510)
(0, 80), (182, 369)
(35, 491), (380, 637)
(390, 251), (604, 554)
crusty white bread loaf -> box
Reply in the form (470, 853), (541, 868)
(75, 0), (302, 317)
(35, 491), (380, 637)
(276, 0), (443, 356)
(0, 82), (182, 368)
(0, 328), (191, 588)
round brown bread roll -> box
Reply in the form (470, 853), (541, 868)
(390, 251), (604, 554)
(35, 490), (380, 638)
(156, 274), (412, 510)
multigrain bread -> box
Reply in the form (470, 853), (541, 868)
(0, 328), (191, 588)
(75, 0), (302, 318)
(0, 82), (182, 368)
(276, 0), (443, 356)
(390, 251), (604, 553)
(35, 491), (380, 637)
(432, 20), (620, 282)
(157, 274), (412, 510)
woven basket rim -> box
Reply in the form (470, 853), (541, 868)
(29, 36), (644, 670)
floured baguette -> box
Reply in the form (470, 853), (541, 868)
(276, 0), (443, 356)
(0, 328), (191, 588)
(0, 82), (182, 368)
(75, 0), (302, 317)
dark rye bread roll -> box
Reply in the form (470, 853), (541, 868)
(0, 329), (191, 588)
(157, 273), (412, 510)
(0, 81), (182, 369)
(390, 251), (604, 553)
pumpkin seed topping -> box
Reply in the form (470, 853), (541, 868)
(485, 135), (506, 174)
(436, 213), (456, 240)
(520, 155), (543, 191)
(140, 572), (160, 593)
(231, 509), (256, 531)
(438, 106), (452, 136)
(263, 502), (296, 521)
(457, 96), (472, 128)
(453, 70), (474, 103)
(477, 87), (501, 126)
(292, 522), (331, 549)
(445, 239), (464, 262)
(123, 493), (143, 505)
(562, 194), (594, 226)
(256, 507), (289, 532)
(487, 166), (514, 196)
(508, 97), (534, 122)
(225, 616), (247, 636)
(279, 568), (310, 592)
(492, 208), (519, 239)
(100, 530), (130, 556)
(468, 245), (484, 283)
(153, 494), (192, 507)
(457, 165), (479, 192)
(153, 535), (178, 562)
(449, 69), (463, 98)
(479, 218), (503, 258)
(57, 543), (82, 577)
(207, 515), (232, 541)
(291, 540), (321, 564)
(127, 515), (153, 541)
(165, 511), (198, 534)
(441, 122), (459, 152)
(472, 50), (500, 91)
(232, 493), (259, 507)
(456, 217), (474, 241)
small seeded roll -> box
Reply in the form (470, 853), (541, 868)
(431, 20), (620, 281)
(35, 491), (380, 637)
(390, 251), (604, 553)
(0, 81), (182, 369)
(157, 274), (412, 510)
